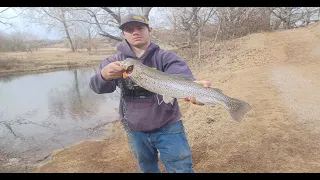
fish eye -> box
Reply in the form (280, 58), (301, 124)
(127, 65), (133, 71)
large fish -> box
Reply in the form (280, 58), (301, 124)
(119, 58), (252, 121)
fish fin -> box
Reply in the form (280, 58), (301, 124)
(226, 98), (252, 121)
(196, 98), (217, 106)
(162, 95), (175, 105)
(171, 74), (194, 81)
(211, 88), (223, 93)
(203, 101), (217, 106)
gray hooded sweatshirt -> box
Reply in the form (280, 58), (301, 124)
(89, 40), (195, 132)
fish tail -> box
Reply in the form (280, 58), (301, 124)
(226, 98), (252, 121)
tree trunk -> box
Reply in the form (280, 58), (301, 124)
(141, 7), (153, 20)
(284, 7), (292, 29)
(212, 22), (221, 50)
(306, 10), (311, 26)
(274, 20), (281, 30)
(263, 7), (271, 31)
(285, 16), (291, 29)
(62, 21), (75, 52)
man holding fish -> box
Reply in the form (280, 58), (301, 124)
(89, 13), (251, 173)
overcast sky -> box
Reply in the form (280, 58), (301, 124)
(0, 7), (61, 40)
(0, 7), (171, 40)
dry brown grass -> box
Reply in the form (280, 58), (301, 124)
(0, 42), (177, 77)
(0, 48), (116, 77)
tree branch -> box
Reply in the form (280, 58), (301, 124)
(100, 7), (121, 24)
(142, 7), (153, 20)
(0, 8), (27, 19)
(98, 32), (122, 41)
(203, 8), (217, 26)
(0, 7), (10, 14)
(0, 20), (12, 26)
(41, 7), (63, 23)
(89, 10), (122, 41)
(212, 21), (221, 50)
(68, 19), (110, 26)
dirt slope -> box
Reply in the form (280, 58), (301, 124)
(33, 22), (320, 173)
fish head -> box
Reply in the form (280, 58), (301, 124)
(120, 58), (136, 76)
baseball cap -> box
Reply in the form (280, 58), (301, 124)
(119, 14), (149, 30)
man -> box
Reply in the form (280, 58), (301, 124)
(89, 14), (211, 173)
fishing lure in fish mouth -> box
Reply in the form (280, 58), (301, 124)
(120, 60), (134, 76)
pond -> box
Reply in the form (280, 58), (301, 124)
(0, 68), (121, 168)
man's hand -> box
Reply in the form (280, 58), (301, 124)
(101, 61), (126, 81)
(182, 80), (212, 105)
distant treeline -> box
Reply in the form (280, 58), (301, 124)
(0, 32), (61, 52)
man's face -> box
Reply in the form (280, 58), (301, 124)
(121, 22), (151, 48)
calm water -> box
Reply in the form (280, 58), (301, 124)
(0, 68), (120, 167)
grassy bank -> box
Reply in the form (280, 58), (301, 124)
(0, 48), (117, 77)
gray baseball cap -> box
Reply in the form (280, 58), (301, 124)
(119, 14), (149, 30)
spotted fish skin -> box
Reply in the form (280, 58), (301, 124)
(120, 58), (252, 121)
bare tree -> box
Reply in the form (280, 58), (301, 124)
(216, 7), (271, 40)
(69, 19), (99, 52)
(298, 7), (320, 26)
(7, 31), (28, 52)
(267, 7), (320, 29)
(84, 7), (123, 41)
(167, 7), (217, 46)
(0, 32), (10, 52)
(269, 7), (298, 29)
(71, 7), (153, 42)
(19, 7), (77, 51)
(42, 7), (75, 51)
(0, 31), (40, 52)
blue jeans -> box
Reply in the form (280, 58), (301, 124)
(125, 120), (194, 173)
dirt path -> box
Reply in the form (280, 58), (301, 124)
(271, 65), (320, 126)
(32, 23), (320, 173)
(268, 21), (320, 133)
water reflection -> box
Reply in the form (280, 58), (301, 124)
(0, 67), (120, 167)
(0, 74), (26, 84)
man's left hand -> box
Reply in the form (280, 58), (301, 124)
(182, 80), (212, 106)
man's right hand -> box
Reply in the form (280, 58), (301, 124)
(101, 61), (126, 81)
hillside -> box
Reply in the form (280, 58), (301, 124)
(33, 22), (320, 173)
